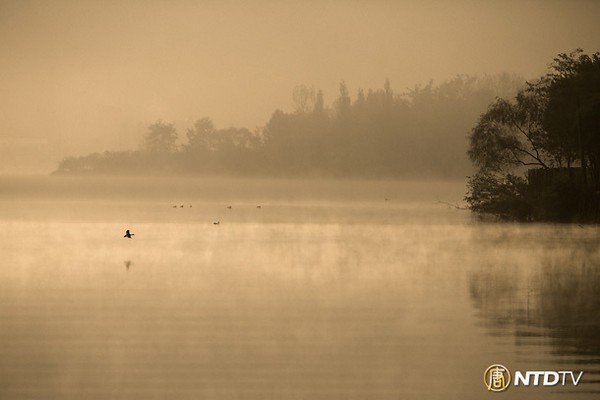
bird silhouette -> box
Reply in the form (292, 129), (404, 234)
(124, 229), (134, 238)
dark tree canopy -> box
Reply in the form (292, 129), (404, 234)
(468, 92), (551, 172)
(541, 50), (600, 184)
(466, 49), (600, 221)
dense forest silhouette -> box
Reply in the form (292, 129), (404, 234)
(55, 75), (522, 179)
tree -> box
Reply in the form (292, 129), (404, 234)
(468, 91), (552, 173)
(144, 121), (178, 153)
(466, 49), (600, 221)
(313, 89), (325, 116)
(334, 81), (351, 120)
(292, 85), (316, 114)
(185, 117), (216, 151)
(538, 49), (600, 187)
(465, 172), (531, 220)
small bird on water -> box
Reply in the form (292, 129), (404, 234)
(124, 229), (135, 238)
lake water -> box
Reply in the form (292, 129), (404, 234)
(1, 176), (599, 399)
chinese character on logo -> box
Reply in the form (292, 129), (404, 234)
(484, 364), (511, 392)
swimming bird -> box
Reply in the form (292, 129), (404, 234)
(213, 221), (220, 225)
(124, 229), (134, 238)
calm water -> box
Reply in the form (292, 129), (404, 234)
(1, 176), (599, 399)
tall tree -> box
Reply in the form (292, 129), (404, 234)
(538, 49), (600, 187)
(334, 81), (351, 120)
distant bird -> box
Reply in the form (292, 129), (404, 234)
(173, 205), (177, 208)
(227, 205), (232, 209)
(124, 229), (134, 238)
(213, 221), (220, 225)
(256, 205), (261, 209)
(180, 205), (184, 208)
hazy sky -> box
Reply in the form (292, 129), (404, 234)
(1, 0), (599, 172)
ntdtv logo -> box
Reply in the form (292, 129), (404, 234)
(514, 370), (584, 386)
(484, 364), (584, 392)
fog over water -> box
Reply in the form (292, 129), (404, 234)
(1, 177), (600, 399)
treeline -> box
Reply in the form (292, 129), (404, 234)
(55, 75), (523, 179)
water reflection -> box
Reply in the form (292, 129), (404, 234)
(469, 248), (600, 392)
(536, 253), (600, 358)
(124, 260), (133, 271)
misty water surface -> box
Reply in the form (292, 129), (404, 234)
(0, 176), (599, 399)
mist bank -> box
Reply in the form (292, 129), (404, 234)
(54, 75), (522, 179)
(0, 175), (466, 207)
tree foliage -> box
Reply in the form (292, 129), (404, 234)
(468, 92), (550, 172)
(465, 172), (531, 220)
